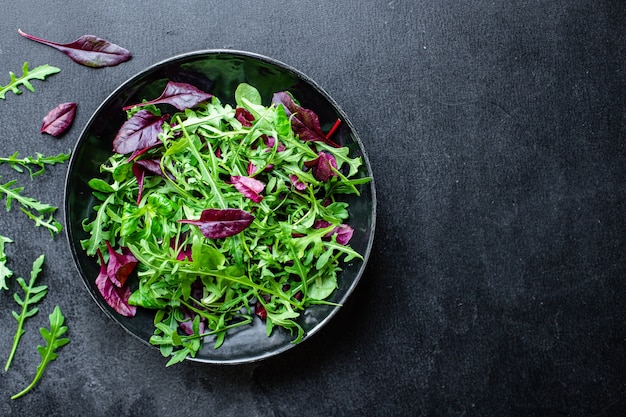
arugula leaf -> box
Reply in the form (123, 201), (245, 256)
(0, 62), (60, 100)
(0, 151), (71, 178)
(0, 234), (13, 291)
(11, 306), (70, 400)
(0, 176), (62, 237)
(5, 254), (47, 372)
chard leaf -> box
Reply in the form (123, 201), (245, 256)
(112, 110), (168, 157)
(95, 248), (137, 317)
(230, 175), (265, 203)
(18, 29), (131, 68)
(272, 91), (340, 148)
(305, 152), (338, 182)
(11, 306), (70, 400)
(179, 208), (254, 239)
(105, 241), (138, 287)
(0, 62), (60, 100)
(40, 102), (77, 136)
(123, 81), (212, 111)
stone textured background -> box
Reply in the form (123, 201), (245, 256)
(0, 1), (624, 416)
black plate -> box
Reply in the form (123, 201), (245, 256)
(65, 50), (376, 364)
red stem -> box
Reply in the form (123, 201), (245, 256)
(325, 119), (342, 139)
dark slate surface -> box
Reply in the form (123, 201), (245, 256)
(0, 1), (624, 416)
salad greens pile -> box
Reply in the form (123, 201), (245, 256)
(81, 81), (370, 365)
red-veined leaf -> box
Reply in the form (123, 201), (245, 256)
(272, 91), (340, 148)
(179, 208), (254, 239)
(235, 107), (255, 126)
(18, 29), (131, 68)
(304, 152), (338, 182)
(40, 102), (77, 136)
(105, 241), (137, 287)
(95, 249), (136, 317)
(112, 110), (168, 158)
(231, 175), (265, 203)
(122, 81), (212, 111)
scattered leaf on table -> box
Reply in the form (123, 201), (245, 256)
(41, 102), (77, 136)
(18, 29), (131, 68)
(0, 62), (60, 100)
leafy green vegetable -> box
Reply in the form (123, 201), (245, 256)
(0, 177), (62, 237)
(0, 62), (60, 100)
(82, 82), (370, 364)
(5, 254), (47, 372)
(0, 151), (71, 178)
(11, 306), (69, 400)
(0, 234), (13, 291)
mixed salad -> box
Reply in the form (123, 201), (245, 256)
(80, 80), (370, 365)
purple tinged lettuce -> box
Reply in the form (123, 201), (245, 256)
(313, 220), (354, 245)
(231, 175), (265, 203)
(40, 102), (77, 136)
(289, 174), (307, 191)
(122, 81), (212, 111)
(304, 152), (338, 182)
(235, 107), (255, 127)
(112, 110), (168, 159)
(132, 158), (166, 205)
(179, 208), (255, 239)
(95, 244), (137, 317)
(263, 135), (285, 152)
(272, 91), (340, 148)
(18, 29), (131, 68)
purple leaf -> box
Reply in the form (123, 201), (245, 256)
(122, 81), (212, 111)
(105, 241), (138, 287)
(235, 107), (255, 127)
(304, 152), (338, 182)
(231, 175), (265, 203)
(18, 29), (131, 68)
(112, 110), (168, 158)
(272, 91), (340, 148)
(95, 248), (137, 317)
(40, 102), (77, 136)
(313, 220), (354, 245)
(263, 135), (285, 152)
(289, 174), (307, 191)
(179, 208), (254, 239)
(132, 158), (166, 204)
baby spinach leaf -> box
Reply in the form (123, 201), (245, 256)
(11, 306), (70, 400)
(18, 29), (131, 68)
(0, 62), (60, 100)
(40, 102), (77, 137)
